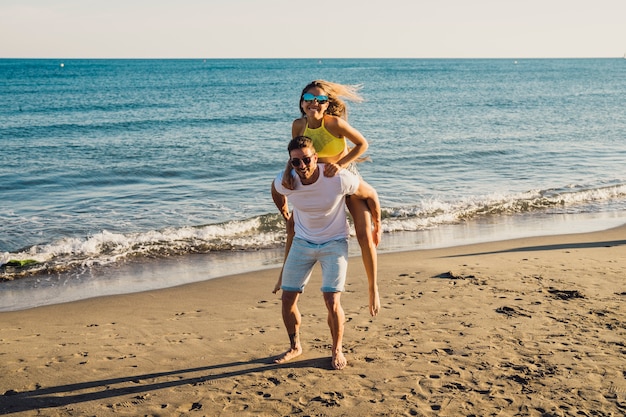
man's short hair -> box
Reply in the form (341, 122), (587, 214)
(288, 136), (315, 153)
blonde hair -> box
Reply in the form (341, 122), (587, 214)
(299, 80), (363, 119)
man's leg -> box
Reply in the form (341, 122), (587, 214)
(275, 290), (303, 363)
(318, 239), (349, 370)
(323, 291), (347, 370)
(276, 238), (316, 363)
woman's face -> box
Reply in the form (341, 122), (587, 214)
(301, 86), (329, 118)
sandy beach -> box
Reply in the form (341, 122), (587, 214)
(1, 225), (625, 416)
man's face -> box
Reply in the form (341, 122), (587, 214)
(289, 147), (317, 181)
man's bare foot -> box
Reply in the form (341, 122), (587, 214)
(331, 351), (347, 370)
(274, 347), (302, 364)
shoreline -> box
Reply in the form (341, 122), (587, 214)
(1, 222), (625, 415)
(1, 210), (626, 312)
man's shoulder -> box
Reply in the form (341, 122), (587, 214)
(338, 168), (359, 183)
(274, 170), (284, 185)
(273, 170), (292, 194)
(336, 169), (359, 194)
(317, 165), (354, 185)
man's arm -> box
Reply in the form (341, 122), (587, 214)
(271, 179), (294, 294)
(271, 180), (290, 221)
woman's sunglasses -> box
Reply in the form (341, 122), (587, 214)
(290, 156), (313, 167)
(302, 93), (329, 104)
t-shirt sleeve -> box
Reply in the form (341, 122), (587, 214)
(274, 172), (287, 194)
(274, 170), (296, 196)
(340, 170), (360, 195)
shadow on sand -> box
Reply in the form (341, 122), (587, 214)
(0, 355), (331, 414)
(443, 239), (626, 258)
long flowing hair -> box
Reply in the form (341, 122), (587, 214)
(299, 80), (363, 119)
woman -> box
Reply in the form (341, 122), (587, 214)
(273, 80), (381, 317)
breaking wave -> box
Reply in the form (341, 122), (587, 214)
(2, 182), (625, 280)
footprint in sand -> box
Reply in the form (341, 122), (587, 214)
(109, 394), (150, 410)
(417, 374), (442, 393)
(310, 391), (344, 407)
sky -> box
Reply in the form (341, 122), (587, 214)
(1, 0), (625, 59)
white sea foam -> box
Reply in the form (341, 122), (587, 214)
(2, 182), (625, 281)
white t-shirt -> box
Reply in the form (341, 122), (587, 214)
(274, 163), (360, 244)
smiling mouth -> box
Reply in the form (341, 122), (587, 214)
(296, 166), (312, 177)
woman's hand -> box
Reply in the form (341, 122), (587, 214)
(323, 162), (342, 177)
(281, 161), (296, 190)
(282, 173), (295, 190)
(372, 219), (382, 247)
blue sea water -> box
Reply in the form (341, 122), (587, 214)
(1, 58), (626, 310)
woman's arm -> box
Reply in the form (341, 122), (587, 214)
(326, 116), (369, 168)
(280, 161), (295, 190)
(281, 118), (307, 189)
(321, 116), (369, 178)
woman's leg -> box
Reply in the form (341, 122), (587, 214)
(346, 192), (380, 316)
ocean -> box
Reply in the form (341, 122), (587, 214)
(1, 58), (625, 311)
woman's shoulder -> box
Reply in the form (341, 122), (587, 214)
(323, 114), (350, 131)
(292, 117), (307, 136)
(292, 117), (307, 128)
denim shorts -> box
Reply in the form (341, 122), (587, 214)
(281, 238), (348, 293)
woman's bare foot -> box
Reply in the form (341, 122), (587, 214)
(274, 347), (302, 364)
(369, 290), (380, 317)
(332, 351), (347, 370)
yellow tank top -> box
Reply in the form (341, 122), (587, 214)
(303, 119), (346, 158)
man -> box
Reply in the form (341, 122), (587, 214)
(271, 136), (381, 370)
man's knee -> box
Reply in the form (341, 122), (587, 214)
(323, 292), (342, 311)
(282, 291), (300, 306)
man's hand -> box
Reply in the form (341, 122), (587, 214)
(272, 277), (282, 294)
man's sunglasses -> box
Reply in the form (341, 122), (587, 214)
(290, 156), (313, 167)
(302, 93), (329, 104)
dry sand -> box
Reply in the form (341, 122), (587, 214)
(1, 225), (625, 416)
